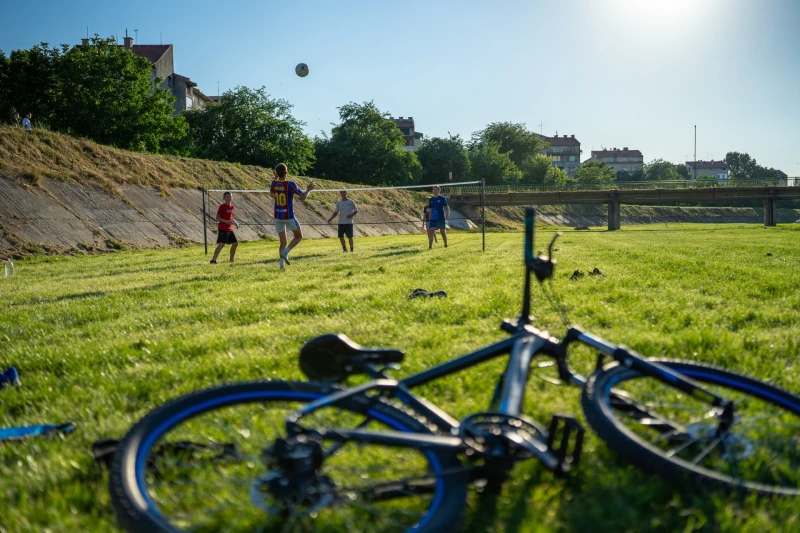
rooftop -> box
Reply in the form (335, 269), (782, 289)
(686, 160), (728, 170)
(592, 148), (643, 157)
(539, 134), (580, 147)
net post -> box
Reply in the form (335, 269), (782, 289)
(481, 179), (486, 252)
(202, 188), (208, 255)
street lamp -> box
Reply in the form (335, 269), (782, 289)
(447, 131), (453, 181)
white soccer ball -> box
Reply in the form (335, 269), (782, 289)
(295, 63), (309, 77)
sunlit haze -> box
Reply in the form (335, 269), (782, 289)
(2, 0), (798, 174)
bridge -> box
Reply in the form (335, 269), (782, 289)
(449, 181), (800, 230)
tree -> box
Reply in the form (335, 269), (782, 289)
(470, 122), (547, 170)
(574, 162), (615, 184)
(724, 152), (758, 180)
(415, 135), (470, 184)
(0, 42), (65, 125)
(675, 164), (691, 180)
(467, 142), (522, 185)
(520, 154), (553, 184)
(313, 101), (421, 185)
(0, 37), (187, 153)
(616, 169), (646, 182)
(185, 86), (313, 171)
(544, 165), (568, 186)
(56, 37), (186, 153)
(644, 159), (680, 181)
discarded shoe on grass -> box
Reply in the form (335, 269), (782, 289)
(0, 367), (20, 389)
(569, 270), (585, 281)
(407, 288), (447, 299)
(589, 267), (604, 276)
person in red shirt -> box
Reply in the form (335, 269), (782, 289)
(210, 191), (239, 264)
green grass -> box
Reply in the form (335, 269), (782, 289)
(1, 224), (799, 532)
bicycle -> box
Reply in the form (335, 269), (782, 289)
(109, 207), (800, 533)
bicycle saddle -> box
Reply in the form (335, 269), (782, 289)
(299, 334), (405, 382)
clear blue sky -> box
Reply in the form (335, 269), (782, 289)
(2, 0), (799, 175)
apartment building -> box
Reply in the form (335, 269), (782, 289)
(589, 147), (644, 173)
(391, 116), (424, 150)
(538, 134), (581, 177)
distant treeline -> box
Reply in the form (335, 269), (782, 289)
(0, 38), (784, 187)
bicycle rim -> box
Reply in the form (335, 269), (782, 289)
(583, 360), (800, 496)
(111, 381), (465, 532)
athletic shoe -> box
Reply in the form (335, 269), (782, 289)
(280, 250), (291, 265)
(279, 258), (285, 270)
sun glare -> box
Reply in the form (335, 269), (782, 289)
(615, 0), (708, 27)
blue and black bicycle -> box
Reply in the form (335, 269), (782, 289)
(110, 207), (800, 533)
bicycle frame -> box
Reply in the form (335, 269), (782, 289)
(286, 206), (735, 471)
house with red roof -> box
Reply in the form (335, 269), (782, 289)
(686, 160), (728, 181)
(80, 34), (212, 114)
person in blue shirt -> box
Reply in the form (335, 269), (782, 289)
(427, 186), (450, 249)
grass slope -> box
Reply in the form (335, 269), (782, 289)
(0, 224), (799, 532)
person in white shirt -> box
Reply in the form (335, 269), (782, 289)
(327, 190), (359, 252)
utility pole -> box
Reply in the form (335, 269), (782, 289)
(693, 125), (697, 182)
(538, 121), (545, 135)
(447, 131), (453, 181)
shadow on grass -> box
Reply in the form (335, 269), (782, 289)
(370, 249), (419, 258)
(463, 457), (735, 532)
(19, 290), (108, 306)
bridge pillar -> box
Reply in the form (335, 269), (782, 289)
(764, 198), (776, 227)
(608, 201), (621, 231)
(455, 203), (481, 223)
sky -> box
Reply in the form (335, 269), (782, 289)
(2, 0), (799, 175)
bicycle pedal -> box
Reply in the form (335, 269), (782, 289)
(545, 414), (585, 473)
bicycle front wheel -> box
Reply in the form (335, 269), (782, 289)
(109, 380), (467, 533)
(582, 360), (800, 496)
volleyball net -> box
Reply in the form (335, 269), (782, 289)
(200, 180), (486, 253)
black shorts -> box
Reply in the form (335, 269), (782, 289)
(338, 223), (354, 238)
(216, 230), (238, 244)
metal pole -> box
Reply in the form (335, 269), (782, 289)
(693, 125), (697, 182)
(202, 188), (208, 255)
(481, 179), (486, 252)
(448, 131), (452, 182)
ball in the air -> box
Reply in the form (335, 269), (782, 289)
(295, 63), (309, 77)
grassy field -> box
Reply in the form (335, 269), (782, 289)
(1, 224), (799, 532)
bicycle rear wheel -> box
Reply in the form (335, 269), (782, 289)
(110, 380), (467, 532)
(582, 360), (800, 496)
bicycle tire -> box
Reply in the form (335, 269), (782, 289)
(109, 380), (467, 532)
(582, 359), (800, 496)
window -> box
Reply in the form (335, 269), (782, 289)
(399, 128), (411, 136)
(604, 157), (614, 163)
(568, 156), (576, 162)
(186, 96), (193, 109)
(551, 155), (562, 162)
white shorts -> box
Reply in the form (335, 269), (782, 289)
(275, 218), (300, 233)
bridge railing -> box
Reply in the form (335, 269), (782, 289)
(447, 178), (792, 195)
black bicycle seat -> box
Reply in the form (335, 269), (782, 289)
(299, 334), (405, 382)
